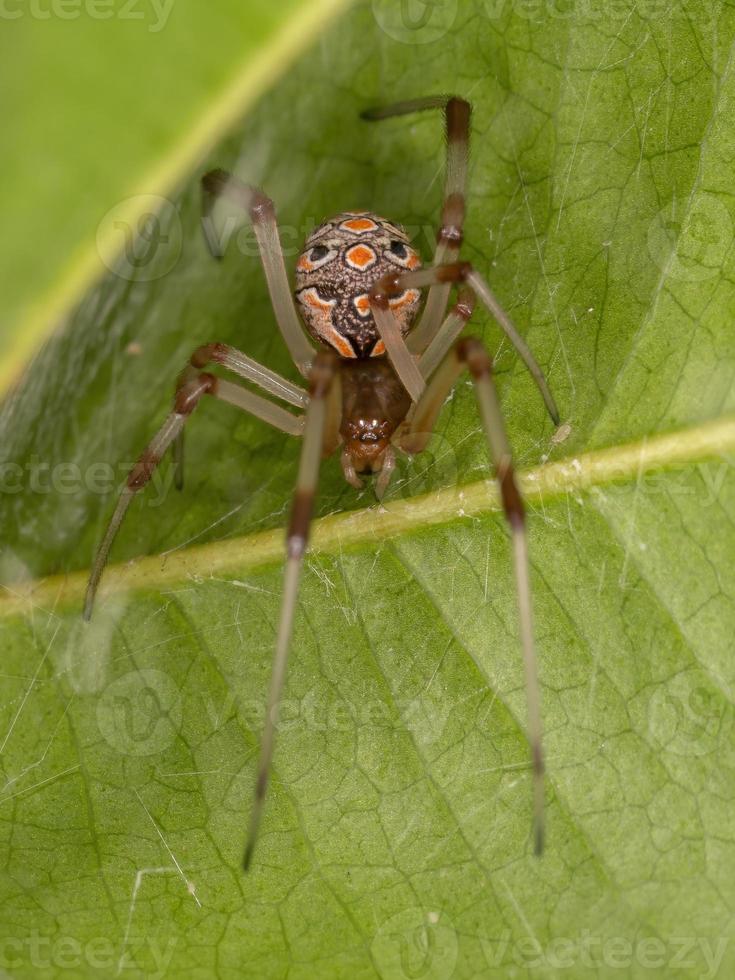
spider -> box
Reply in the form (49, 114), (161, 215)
(84, 96), (561, 870)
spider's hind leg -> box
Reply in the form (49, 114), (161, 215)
(398, 336), (546, 856)
(172, 343), (309, 491)
(243, 350), (338, 871)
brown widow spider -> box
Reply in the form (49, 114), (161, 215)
(84, 96), (561, 870)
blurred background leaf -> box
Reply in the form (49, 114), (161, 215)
(0, 0), (351, 393)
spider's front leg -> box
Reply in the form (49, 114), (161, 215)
(362, 95), (471, 353)
(373, 262), (561, 426)
(398, 337), (546, 855)
(243, 350), (338, 871)
(201, 169), (316, 377)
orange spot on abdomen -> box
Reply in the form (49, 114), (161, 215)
(346, 244), (377, 270)
(389, 288), (421, 312)
(341, 217), (378, 233)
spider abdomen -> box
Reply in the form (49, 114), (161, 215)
(294, 211), (423, 359)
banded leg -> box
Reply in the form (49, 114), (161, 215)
(419, 288), (475, 380)
(173, 342), (309, 489)
(243, 351), (337, 871)
(400, 338), (545, 855)
(201, 169), (315, 377)
(362, 96), (471, 354)
(84, 373), (305, 621)
(374, 263), (560, 425)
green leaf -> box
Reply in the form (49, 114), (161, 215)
(0, 0), (352, 394)
(2, 2), (735, 977)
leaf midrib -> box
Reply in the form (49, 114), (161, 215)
(3, 414), (732, 620)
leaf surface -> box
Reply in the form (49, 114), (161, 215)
(1, 3), (735, 977)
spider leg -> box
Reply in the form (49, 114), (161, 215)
(361, 96), (470, 354)
(375, 263), (560, 425)
(83, 372), (305, 620)
(398, 337), (545, 855)
(172, 342), (309, 490)
(368, 289), (425, 403)
(243, 350), (337, 871)
(419, 288), (475, 380)
(201, 169), (315, 377)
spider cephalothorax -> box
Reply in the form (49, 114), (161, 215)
(339, 359), (412, 475)
(294, 211), (422, 358)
